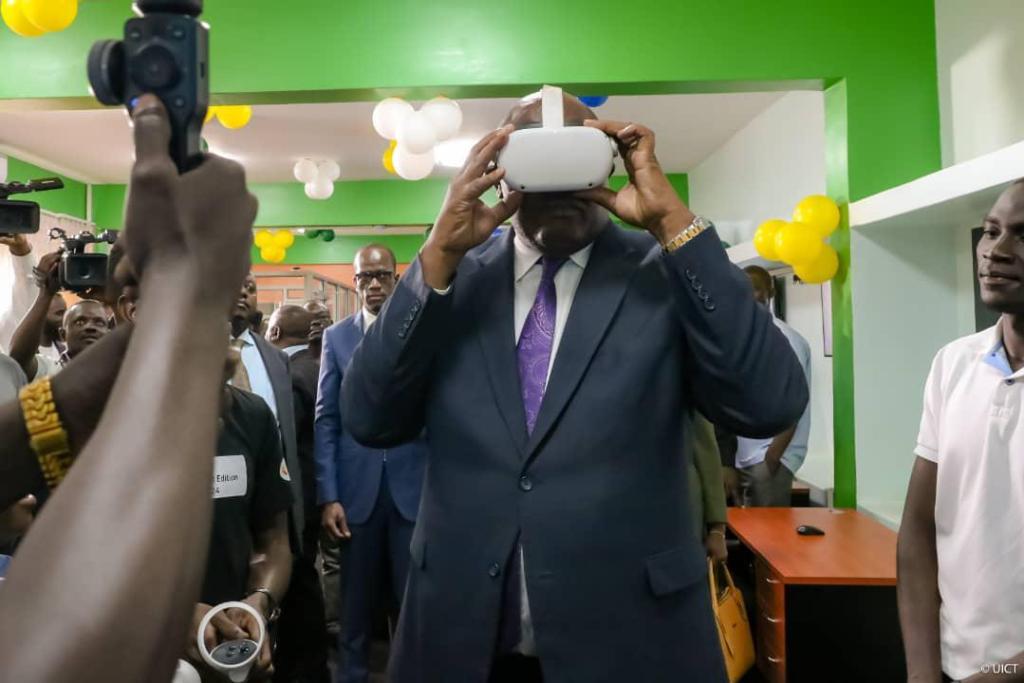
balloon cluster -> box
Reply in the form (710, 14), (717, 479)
(204, 105), (253, 130)
(293, 159), (341, 200)
(2, 0), (76, 37)
(754, 195), (841, 284)
(372, 97), (463, 181)
(254, 229), (295, 264)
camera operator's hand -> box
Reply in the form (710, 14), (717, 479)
(124, 94), (258, 312)
(419, 126), (522, 289)
(575, 120), (695, 244)
(32, 251), (61, 296)
(0, 234), (31, 257)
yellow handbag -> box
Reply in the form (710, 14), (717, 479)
(709, 559), (755, 682)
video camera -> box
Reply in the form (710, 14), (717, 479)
(0, 178), (65, 235)
(49, 227), (117, 293)
(87, 0), (209, 173)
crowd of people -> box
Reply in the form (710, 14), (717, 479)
(0, 88), (1020, 683)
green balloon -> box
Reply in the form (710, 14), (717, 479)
(305, 229), (321, 239)
(720, 240), (732, 249)
(320, 231), (335, 242)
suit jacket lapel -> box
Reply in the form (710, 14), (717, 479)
(525, 224), (642, 461)
(473, 231), (529, 458)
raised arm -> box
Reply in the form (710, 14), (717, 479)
(8, 252), (61, 380)
(579, 119), (807, 437)
(0, 95), (258, 683)
(342, 128), (521, 447)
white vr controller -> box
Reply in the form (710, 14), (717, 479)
(181, 600), (267, 683)
(498, 85), (618, 193)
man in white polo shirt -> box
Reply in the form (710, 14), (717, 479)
(899, 179), (1024, 683)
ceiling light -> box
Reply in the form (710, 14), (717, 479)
(434, 137), (478, 168)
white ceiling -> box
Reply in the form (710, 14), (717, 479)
(0, 92), (785, 185)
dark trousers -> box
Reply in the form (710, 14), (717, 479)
(489, 655), (544, 683)
(338, 476), (413, 683)
(274, 522), (330, 683)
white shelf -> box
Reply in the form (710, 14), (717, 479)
(850, 139), (1024, 232)
(726, 241), (788, 272)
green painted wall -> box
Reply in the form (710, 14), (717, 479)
(0, 0), (943, 506)
(4, 156), (86, 218)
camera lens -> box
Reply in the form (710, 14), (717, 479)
(130, 44), (180, 90)
(87, 40), (126, 106)
(135, 0), (202, 16)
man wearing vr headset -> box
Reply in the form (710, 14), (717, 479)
(342, 91), (807, 682)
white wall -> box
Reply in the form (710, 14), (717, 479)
(935, 0), (1024, 166)
(688, 91), (835, 491)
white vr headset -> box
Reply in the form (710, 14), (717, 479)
(498, 85), (617, 193)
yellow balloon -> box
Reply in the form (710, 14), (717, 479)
(21, 0), (76, 32)
(774, 221), (824, 266)
(382, 140), (397, 175)
(793, 195), (840, 237)
(794, 246), (839, 284)
(261, 245), (286, 263)
(253, 229), (274, 249)
(204, 107), (217, 124)
(2, 0), (44, 36)
(272, 230), (295, 249)
(753, 219), (786, 261)
(216, 105), (252, 130)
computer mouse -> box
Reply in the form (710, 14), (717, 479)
(796, 525), (826, 536)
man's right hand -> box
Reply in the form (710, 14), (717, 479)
(124, 94), (258, 312)
(321, 502), (351, 540)
(419, 126), (522, 289)
(32, 252), (61, 296)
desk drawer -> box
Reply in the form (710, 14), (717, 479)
(755, 557), (784, 615)
(757, 605), (785, 654)
(757, 643), (786, 683)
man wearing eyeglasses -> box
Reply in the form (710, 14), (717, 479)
(314, 244), (427, 683)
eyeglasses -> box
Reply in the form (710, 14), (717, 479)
(355, 270), (395, 286)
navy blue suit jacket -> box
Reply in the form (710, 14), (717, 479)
(314, 311), (426, 525)
(342, 224), (807, 682)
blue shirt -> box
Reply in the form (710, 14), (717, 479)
(735, 316), (812, 474)
(233, 329), (277, 420)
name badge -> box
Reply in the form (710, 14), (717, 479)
(213, 455), (248, 499)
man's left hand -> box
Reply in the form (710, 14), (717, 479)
(765, 452), (783, 476)
(0, 234), (31, 257)
(575, 119), (695, 243)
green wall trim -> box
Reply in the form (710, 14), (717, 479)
(253, 234), (425, 266)
(825, 81), (856, 509)
(4, 156), (86, 219)
(91, 184), (126, 230)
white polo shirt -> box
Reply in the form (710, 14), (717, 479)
(915, 322), (1024, 680)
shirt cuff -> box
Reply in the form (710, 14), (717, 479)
(913, 443), (938, 463)
(432, 283), (453, 296)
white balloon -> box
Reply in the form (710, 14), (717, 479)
(305, 177), (334, 200)
(293, 158), (318, 183)
(396, 111), (437, 155)
(392, 145), (435, 181)
(318, 159), (341, 182)
(421, 97), (463, 141)
(372, 98), (414, 140)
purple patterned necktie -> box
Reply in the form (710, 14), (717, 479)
(517, 256), (567, 434)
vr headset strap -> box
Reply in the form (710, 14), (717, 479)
(541, 85), (564, 129)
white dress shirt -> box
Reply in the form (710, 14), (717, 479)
(233, 328), (278, 420)
(0, 252), (37, 353)
(511, 231), (593, 655)
(282, 343), (308, 358)
(361, 308), (378, 329)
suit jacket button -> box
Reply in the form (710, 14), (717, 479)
(685, 269), (696, 281)
(703, 300), (716, 311)
(488, 563), (501, 578)
(519, 476), (533, 492)
(691, 278), (703, 291)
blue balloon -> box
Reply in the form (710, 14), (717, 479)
(579, 95), (609, 107)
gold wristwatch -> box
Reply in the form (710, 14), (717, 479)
(663, 215), (713, 253)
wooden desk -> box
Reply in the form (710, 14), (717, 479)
(727, 508), (904, 683)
